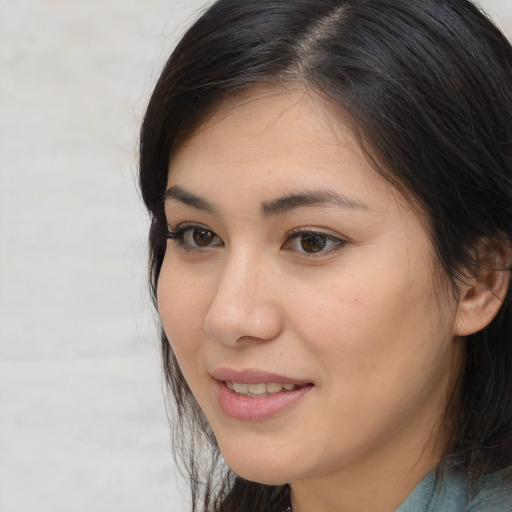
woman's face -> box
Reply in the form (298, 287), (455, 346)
(157, 88), (464, 488)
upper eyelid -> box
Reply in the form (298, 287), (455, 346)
(167, 223), (223, 249)
(166, 222), (348, 246)
(285, 231), (347, 246)
(285, 226), (348, 241)
(284, 227), (348, 250)
(168, 221), (213, 231)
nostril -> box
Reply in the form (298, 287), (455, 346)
(204, 294), (283, 346)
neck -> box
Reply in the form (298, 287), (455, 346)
(289, 415), (448, 512)
(289, 340), (464, 512)
(290, 453), (440, 512)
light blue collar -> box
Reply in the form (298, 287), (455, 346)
(397, 466), (512, 512)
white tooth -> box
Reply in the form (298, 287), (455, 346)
(283, 383), (296, 391)
(232, 382), (248, 394)
(247, 383), (267, 394)
(266, 382), (284, 393)
(226, 381), (234, 390)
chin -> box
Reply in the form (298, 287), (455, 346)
(229, 464), (290, 486)
(220, 446), (294, 486)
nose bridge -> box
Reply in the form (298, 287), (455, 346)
(203, 246), (281, 345)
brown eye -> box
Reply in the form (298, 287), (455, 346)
(283, 230), (346, 256)
(300, 233), (327, 253)
(177, 226), (222, 248)
(192, 228), (215, 246)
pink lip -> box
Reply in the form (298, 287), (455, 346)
(210, 367), (311, 385)
(210, 367), (313, 422)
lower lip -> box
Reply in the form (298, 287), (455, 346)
(214, 380), (313, 421)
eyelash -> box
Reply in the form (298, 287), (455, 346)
(166, 224), (347, 256)
(284, 227), (347, 256)
(167, 224), (223, 250)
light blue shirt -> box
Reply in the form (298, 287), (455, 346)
(397, 466), (512, 511)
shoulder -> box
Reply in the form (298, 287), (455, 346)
(466, 471), (512, 512)
(398, 467), (512, 512)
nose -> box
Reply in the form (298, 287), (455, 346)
(203, 252), (283, 346)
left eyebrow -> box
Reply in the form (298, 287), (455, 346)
(164, 185), (217, 213)
(164, 185), (368, 216)
(261, 190), (368, 216)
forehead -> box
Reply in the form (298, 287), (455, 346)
(168, 86), (413, 218)
(165, 85), (441, 277)
(179, 86), (350, 151)
(169, 86), (372, 184)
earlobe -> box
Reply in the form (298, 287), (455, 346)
(454, 242), (511, 337)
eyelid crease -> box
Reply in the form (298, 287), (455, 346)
(282, 228), (349, 257)
(285, 226), (349, 241)
(166, 223), (224, 250)
(167, 221), (212, 232)
(166, 222), (348, 258)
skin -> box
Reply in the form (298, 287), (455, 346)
(157, 87), (466, 512)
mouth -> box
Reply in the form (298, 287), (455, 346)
(211, 368), (313, 421)
(225, 381), (303, 397)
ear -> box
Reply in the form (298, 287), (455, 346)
(454, 240), (511, 337)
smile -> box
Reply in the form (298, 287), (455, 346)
(226, 381), (300, 397)
(212, 373), (313, 421)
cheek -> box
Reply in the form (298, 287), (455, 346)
(288, 261), (449, 379)
(157, 258), (208, 367)
(291, 272), (458, 436)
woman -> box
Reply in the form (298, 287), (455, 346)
(139, 0), (512, 510)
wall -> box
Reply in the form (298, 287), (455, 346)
(1, 1), (510, 511)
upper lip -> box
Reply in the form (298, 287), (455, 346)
(210, 367), (312, 385)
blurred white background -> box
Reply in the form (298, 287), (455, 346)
(0, 1), (511, 511)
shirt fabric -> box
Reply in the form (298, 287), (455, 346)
(397, 465), (512, 512)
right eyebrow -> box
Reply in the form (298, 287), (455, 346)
(164, 185), (217, 213)
(261, 189), (368, 216)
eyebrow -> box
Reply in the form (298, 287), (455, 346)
(164, 185), (217, 213)
(260, 190), (368, 215)
(164, 185), (368, 215)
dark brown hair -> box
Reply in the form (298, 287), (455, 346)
(139, 1), (512, 510)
